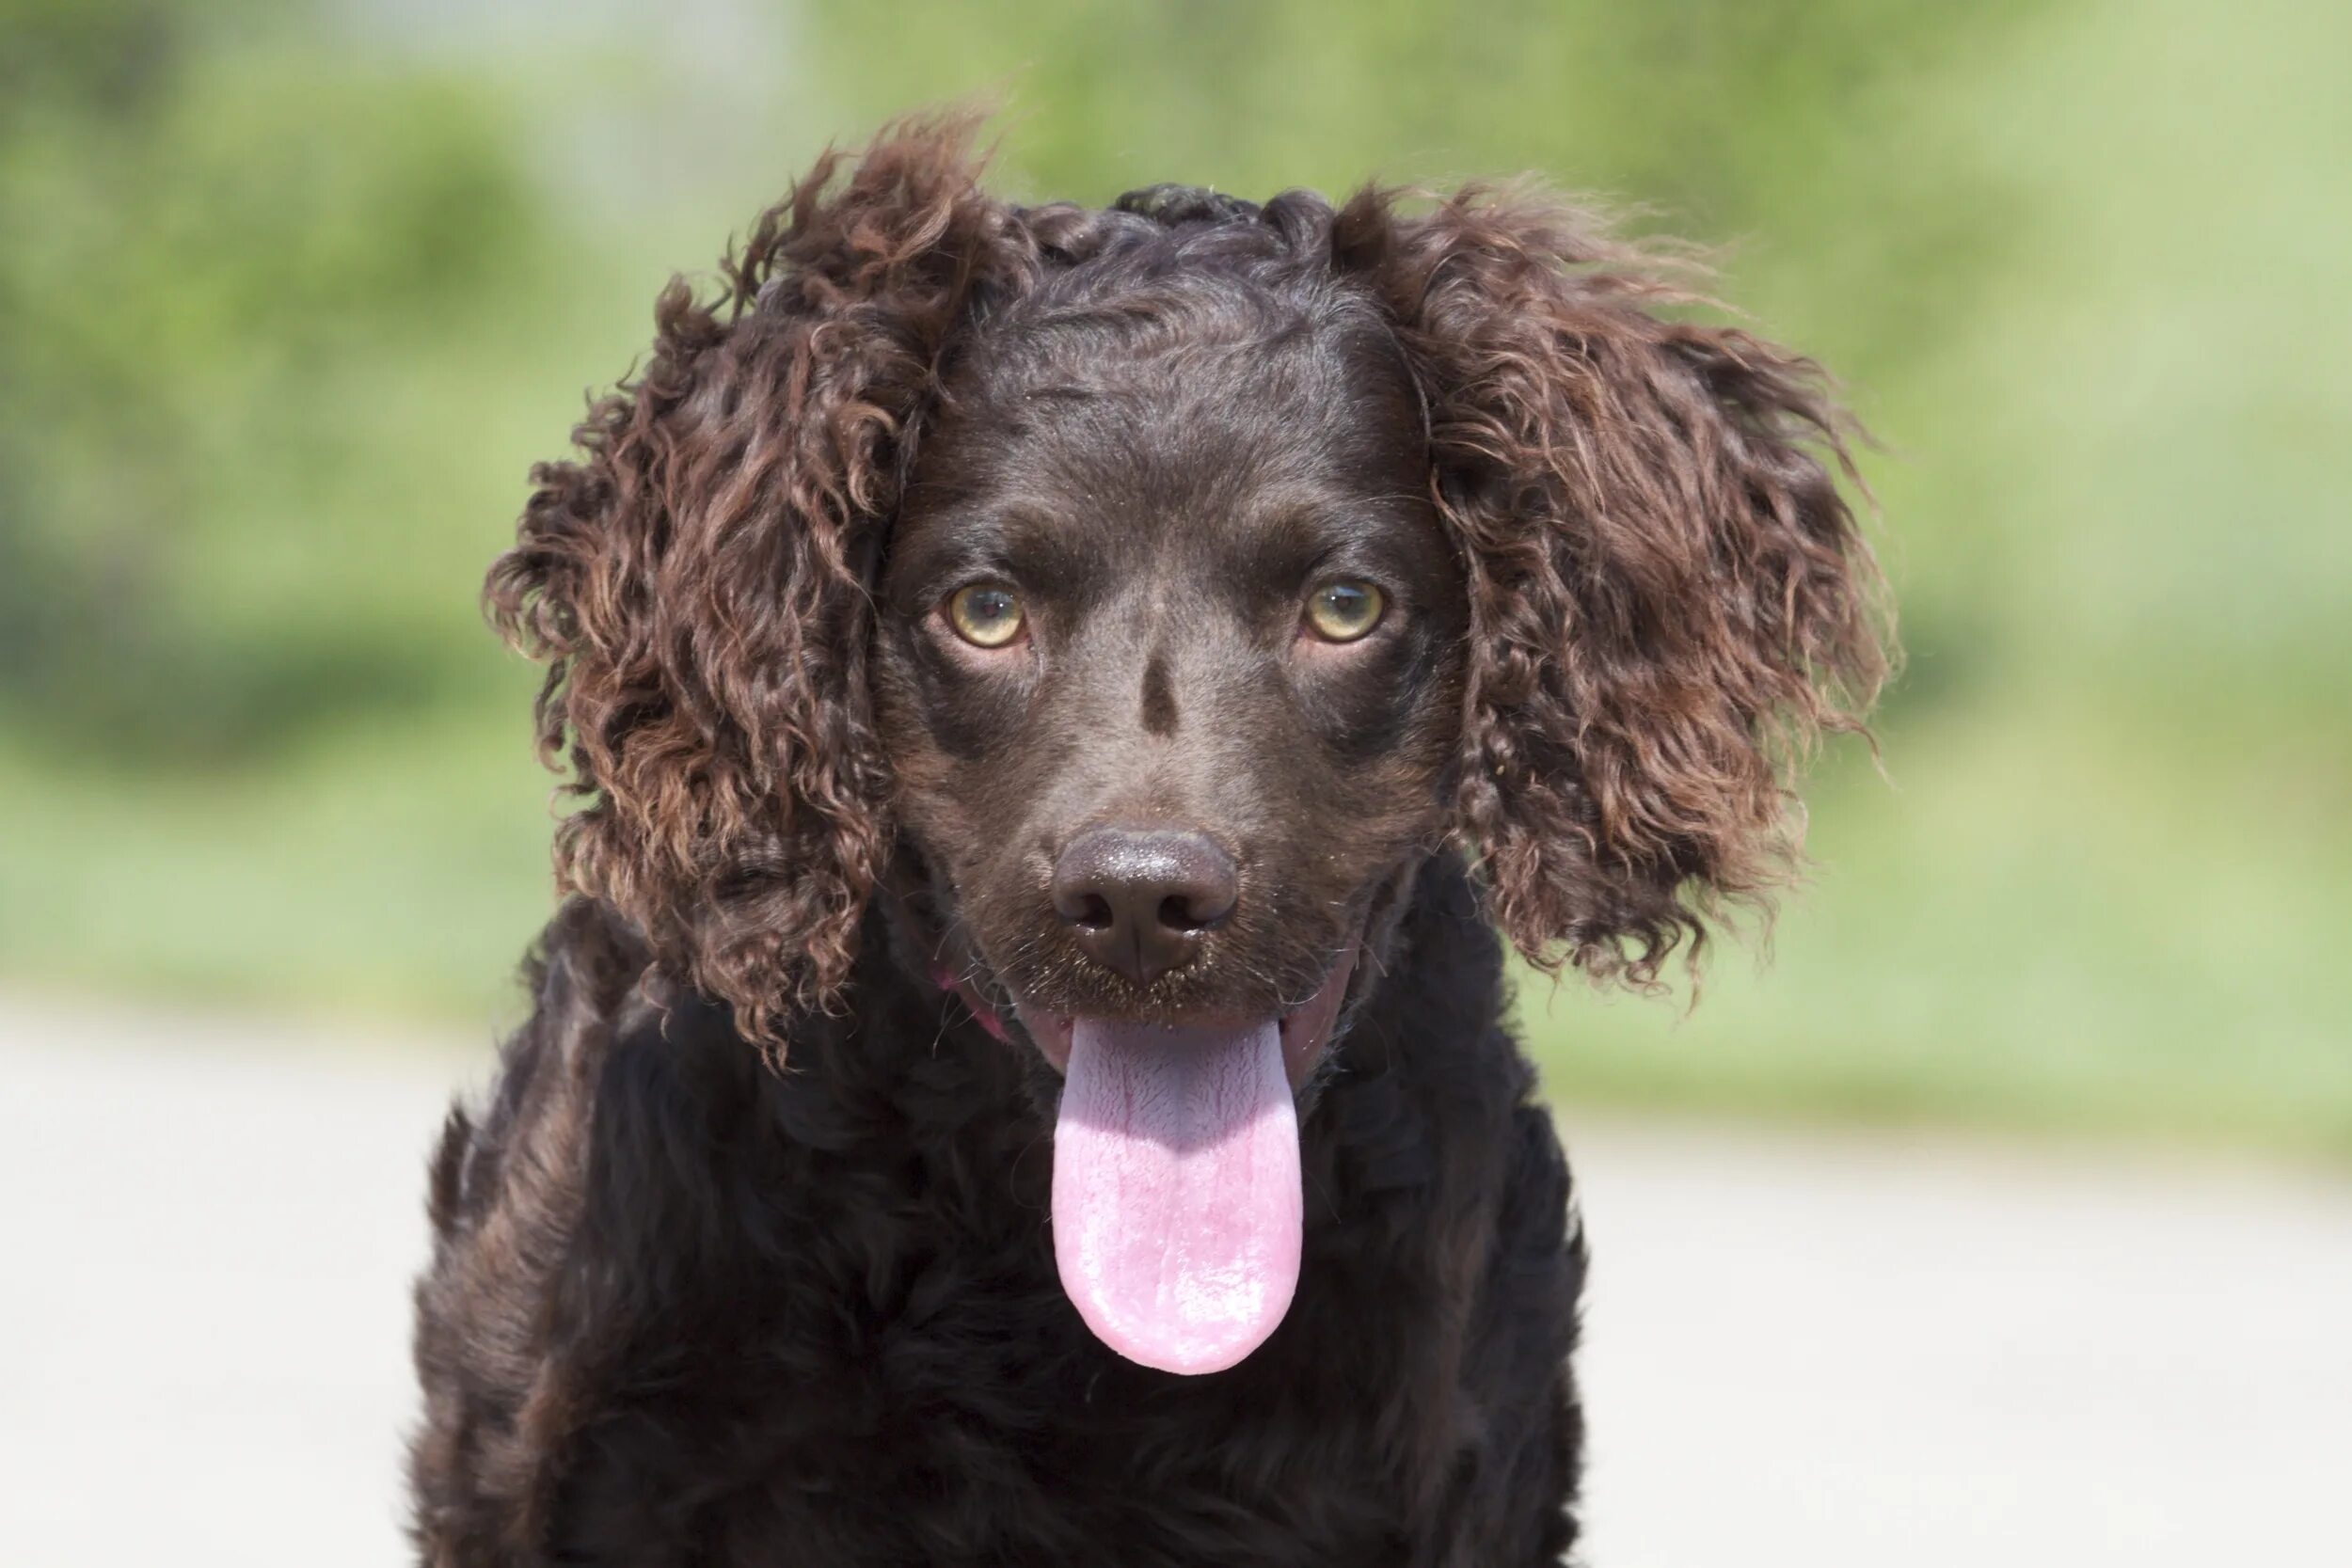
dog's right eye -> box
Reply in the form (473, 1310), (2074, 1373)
(1303, 581), (1386, 643)
(946, 583), (1026, 648)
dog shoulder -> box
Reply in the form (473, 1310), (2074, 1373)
(409, 899), (758, 1559)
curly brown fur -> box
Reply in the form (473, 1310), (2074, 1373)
(1330, 184), (1887, 986)
(421, 113), (1887, 1566)
(482, 119), (1025, 1041)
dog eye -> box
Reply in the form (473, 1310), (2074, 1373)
(1303, 581), (1386, 642)
(946, 583), (1026, 648)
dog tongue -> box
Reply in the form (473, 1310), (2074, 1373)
(1052, 1017), (1301, 1375)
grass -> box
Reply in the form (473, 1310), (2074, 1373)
(0, 707), (550, 1027)
(1523, 696), (2352, 1159)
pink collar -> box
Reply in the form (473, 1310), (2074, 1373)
(930, 963), (1012, 1043)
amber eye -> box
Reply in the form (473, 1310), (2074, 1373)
(1303, 581), (1386, 642)
(946, 583), (1025, 648)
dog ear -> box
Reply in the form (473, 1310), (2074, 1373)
(485, 116), (1021, 1044)
(1334, 185), (1893, 988)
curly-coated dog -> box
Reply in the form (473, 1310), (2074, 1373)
(409, 115), (1887, 1565)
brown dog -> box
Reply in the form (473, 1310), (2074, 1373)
(411, 116), (1886, 1565)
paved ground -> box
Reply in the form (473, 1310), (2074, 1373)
(3, 996), (2346, 1566)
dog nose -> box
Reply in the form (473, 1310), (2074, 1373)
(1051, 827), (1239, 987)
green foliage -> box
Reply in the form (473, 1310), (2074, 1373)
(1, 0), (2344, 1153)
(0, 1), (539, 757)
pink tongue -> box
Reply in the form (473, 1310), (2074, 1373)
(1051, 1018), (1302, 1375)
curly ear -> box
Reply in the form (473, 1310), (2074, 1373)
(1334, 185), (1893, 988)
(485, 116), (1025, 1043)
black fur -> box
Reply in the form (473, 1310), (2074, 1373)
(411, 857), (1583, 1564)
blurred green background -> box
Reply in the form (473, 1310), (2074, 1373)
(4, 0), (2346, 1154)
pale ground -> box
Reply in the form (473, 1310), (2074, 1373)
(2, 995), (2346, 1566)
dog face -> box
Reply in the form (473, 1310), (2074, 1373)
(485, 125), (1887, 1373)
(485, 117), (1885, 1047)
(874, 270), (1465, 1090)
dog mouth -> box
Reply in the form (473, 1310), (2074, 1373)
(1007, 938), (1359, 1091)
(929, 917), (1364, 1377)
(1012, 941), (1360, 1377)
(907, 864), (1387, 1377)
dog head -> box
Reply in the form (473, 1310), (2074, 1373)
(873, 190), (1464, 1089)
(486, 116), (1888, 1370)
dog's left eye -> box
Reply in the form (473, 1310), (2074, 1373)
(1303, 581), (1386, 642)
(946, 583), (1026, 648)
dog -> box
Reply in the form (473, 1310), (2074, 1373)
(408, 115), (1887, 1565)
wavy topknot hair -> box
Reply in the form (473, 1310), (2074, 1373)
(485, 114), (1890, 1043)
